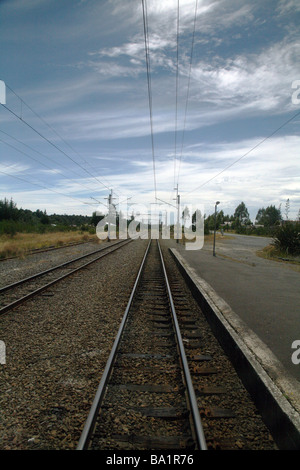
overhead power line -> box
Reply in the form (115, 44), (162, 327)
(141, 0), (157, 201)
(1, 85), (130, 201)
(176, 0), (198, 187)
(5, 84), (117, 194)
(186, 108), (300, 195)
(174, 0), (180, 188)
(0, 129), (108, 197)
(0, 166), (99, 209)
(1, 100), (113, 193)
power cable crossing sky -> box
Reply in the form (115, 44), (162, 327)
(0, 0), (299, 220)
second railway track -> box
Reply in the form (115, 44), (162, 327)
(0, 239), (132, 315)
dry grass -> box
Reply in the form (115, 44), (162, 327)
(256, 244), (300, 272)
(0, 231), (99, 259)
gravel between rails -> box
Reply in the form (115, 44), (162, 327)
(0, 240), (109, 289)
(0, 239), (148, 450)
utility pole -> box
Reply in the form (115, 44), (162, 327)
(0, 80), (6, 105)
(105, 189), (115, 242)
(174, 184), (180, 243)
(213, 201), (220, 256)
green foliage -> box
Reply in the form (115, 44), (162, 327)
(273, 222), (300, 256)
(255, 205), (281, 227)
(0, 198), (93, 235)
(234, 201), (250, 225)
(0, 198), (19, 221)
(204, 220), (210, 235)
(91, 211), (105, 227)
(235, 225), (276, 236)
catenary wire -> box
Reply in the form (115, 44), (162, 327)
(176, 0), (198, 188)
(185, 109), (300, 196)
(0, 167), (100, 209)
(1, 99), (116, 198)
(141, 0), (157, 201)
(0, 130), (110, 198)
(4, 84), (124, 197)
(174, 0), (180, 189)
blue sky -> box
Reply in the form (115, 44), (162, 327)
(0, 0), (299, 221)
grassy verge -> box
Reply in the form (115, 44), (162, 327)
(256, 244), (300, 272)
(0, 231), (99, 259)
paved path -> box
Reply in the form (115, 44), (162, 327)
(163, 234), (300, 382)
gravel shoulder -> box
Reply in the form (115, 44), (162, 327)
(0, 240), (108, 288)
(0, 239), (148, 450)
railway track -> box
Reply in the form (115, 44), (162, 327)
(77, 239), (208, 451)
(0, 237), (97, 262)
(76, 239), (274, 451)
(0, 239), (132, 316)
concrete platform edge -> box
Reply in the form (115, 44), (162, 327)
(170, 247), (300, 450)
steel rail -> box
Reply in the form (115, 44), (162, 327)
(157, 240), (207, 450)
(0, 239), (132, 316)
(0, 237), (97, 262)
(0, 239), (128, 294)
(76, 239), (151, 450)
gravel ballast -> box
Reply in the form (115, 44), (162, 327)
(0, 239), (148, 450)
(0, 240), (108, 288)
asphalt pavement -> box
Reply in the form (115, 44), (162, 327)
(163, 233), (300, 382)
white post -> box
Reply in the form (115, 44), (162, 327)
(0, 81), (6, 105)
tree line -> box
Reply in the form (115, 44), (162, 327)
(194, 200), (293, 236)
(0, 198), (92, 235)
(190, 200), (299, 255)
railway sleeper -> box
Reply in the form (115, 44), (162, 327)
(108, 434), (195, 450)
(199, 407), (236, 419)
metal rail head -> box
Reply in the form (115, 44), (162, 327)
(157, 240), (207, 451)
(0, 238), (131, 295)
(0, 239), (133, 316)
(76, 239), (152, 450)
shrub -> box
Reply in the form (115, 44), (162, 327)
(273, 222), (300, 256)
(0, 220), (17, 236)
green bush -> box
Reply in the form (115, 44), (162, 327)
(235, 225), (275, 236)
(0, 220), (18, 236)
(273, 223), (300, 256)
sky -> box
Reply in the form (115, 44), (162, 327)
(0, 0), (300, 221)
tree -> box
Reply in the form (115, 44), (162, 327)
(285, 198), (290, 220)
(192, 209), (203, 225)
(216, 209), (224, 227)
(182, 206), (190, 226)
(91, 211), (104, 227)
(255, 205), (281, 227)
(234, 202), (250, 225)
(0, 198), (19, 221)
